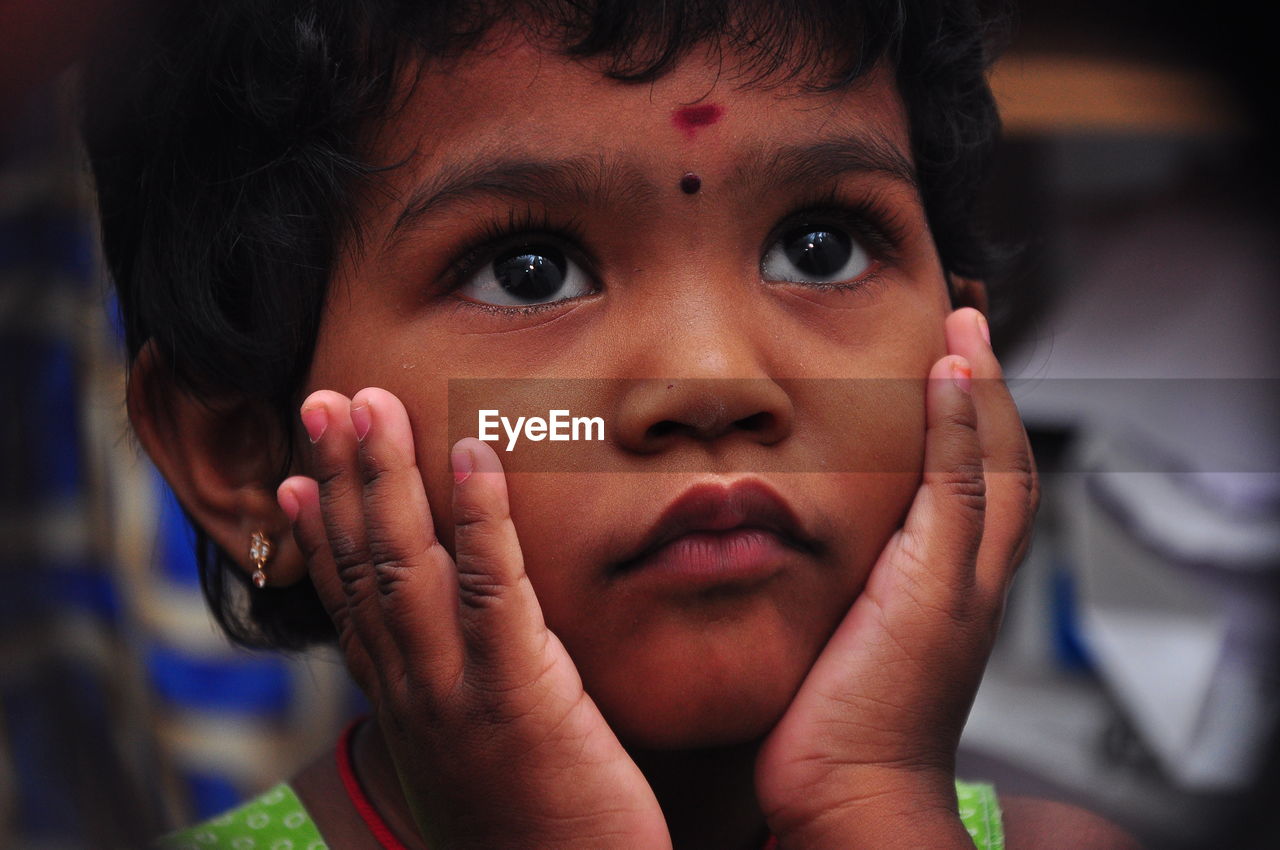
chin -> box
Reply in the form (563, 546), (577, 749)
(608, 689), (791, 751)
(587, 640), (811, 751)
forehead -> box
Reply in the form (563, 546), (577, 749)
(390, 32), (907, 136)
(359, 32), (915, 230)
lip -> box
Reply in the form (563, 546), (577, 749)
(612, 480), (820, 587)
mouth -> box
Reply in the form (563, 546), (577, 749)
(611, 480), (822, 588)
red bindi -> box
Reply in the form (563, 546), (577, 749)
(672, 103), (724, 139)
(679, 173), (702, 194)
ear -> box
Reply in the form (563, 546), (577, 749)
(127, 341), (308, 588)
(949, 274), (989, 316)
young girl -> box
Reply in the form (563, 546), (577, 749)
(83, 1), (1140, 846)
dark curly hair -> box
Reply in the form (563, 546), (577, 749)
(81, 0), (1009, 650)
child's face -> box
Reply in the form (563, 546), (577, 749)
(305, 32), (952, 749)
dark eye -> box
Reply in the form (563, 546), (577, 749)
(457, 242), (593, 306)
(761, 224), (872, 284)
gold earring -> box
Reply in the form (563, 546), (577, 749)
(250, 531), (273, 588)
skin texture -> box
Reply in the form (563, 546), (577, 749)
(127, 29), (1137, 850)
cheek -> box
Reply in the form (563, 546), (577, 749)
(844, 383), (928, 558)
(794, 369), (928, 476)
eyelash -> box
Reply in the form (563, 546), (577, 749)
(762, 187), (906, 291)
(444, 206), (593, 316)
(440, 189), (908, 312)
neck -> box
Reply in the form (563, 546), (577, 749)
(630, 740), (769, 850)
(355, 721), (769, 850)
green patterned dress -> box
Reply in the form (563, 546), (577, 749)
(156, 778), (1004, 849)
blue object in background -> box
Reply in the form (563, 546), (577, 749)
(183, 772), (247, 821)
(157, 474), (202, 588)
(1051, 562), (1095, 672)
(147, 644), (293, 715)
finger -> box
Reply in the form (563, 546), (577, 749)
(944, 308), (1039, 597)
(810, 355), (985, 690)
(351, 388), (465, 688)
(301, 390), (401, 674)
(873, 354), (985, 616)
(278, 475), (376, 695)
(449, 437), (548, 683)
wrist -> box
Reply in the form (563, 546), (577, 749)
(766, 767), (973, 850)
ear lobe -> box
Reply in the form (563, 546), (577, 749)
(949, 274), (989, 316)
(127, 342), (307, 587)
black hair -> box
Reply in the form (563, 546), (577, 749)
(82, 0), (1009, 650)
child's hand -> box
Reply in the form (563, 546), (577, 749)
(277, 389), (670, 850)
(754, 308), (1039, 849)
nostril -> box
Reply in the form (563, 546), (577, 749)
(647, 420), (684, 441)
(734, 412), (773, 433)
(616, 379), (794, 454)
(646, 411), (774, 443)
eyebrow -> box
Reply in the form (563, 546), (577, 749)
(384, 131), (918, 249)
(736, 132), (919, 195)
(385, 153), (655, 248)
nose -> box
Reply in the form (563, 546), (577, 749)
(613, 378), (793, 452)
(610, 304), (795, 455)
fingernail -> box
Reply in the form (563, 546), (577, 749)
(451, 444), (474, 484)
(278, 486), (299, 523)
(975, 311), (991, 345)
(951, 358), (972, 394)
(350, 402), (371, 442)
(301, 406), (327, 443)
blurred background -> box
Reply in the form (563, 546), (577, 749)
(2, 1), (1277, 847)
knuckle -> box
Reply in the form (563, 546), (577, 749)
(452, 495), (510, 531)
(455, 544), (528, 613)
(359, 454), (389, 487)
(368, 535), (443, 598)
(995, 461), (1036, 511)
(454, 513), (517, 560)
(1026, 467), (1042, 517)
(1004, 440), (1037, 478)
(364, 523), (412, 566)
(894, 529), (933, 575)
(937, 462), (987, 514)
(341, 571), (375, 601)
(940, 406), (979, 435)
(327, 529), (368, 575)
(314, 465), (356, 501)
(359, 447), (399, 487)
(456, 565), (520, 611)
(1021, 434), (1042, 510)
(997, 446), (1040, 526)
(372, 557), (414, 597)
